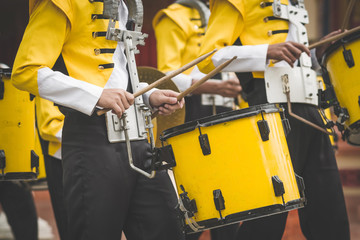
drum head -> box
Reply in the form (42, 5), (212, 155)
(162, 103), (281, 140)
(137, 66), (185, 147)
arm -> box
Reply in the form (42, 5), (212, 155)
(12, 0), (103, 115)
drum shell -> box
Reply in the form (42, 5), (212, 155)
(323, 31), (360, 144)
(162, 104), (302, 229)
(0, 76), (37, 179)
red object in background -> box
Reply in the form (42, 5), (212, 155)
(135, 29), (158, 68)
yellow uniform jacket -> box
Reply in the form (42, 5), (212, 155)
(153, 3), (206, 91)
(198, 0), (290, 78)
(12, 0), (152, 116)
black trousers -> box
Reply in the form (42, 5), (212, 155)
(43, 154), (68, 240)
(236, 104), (350, 240)
(61, 110), (184, 240)
(0, 181), (38, 240)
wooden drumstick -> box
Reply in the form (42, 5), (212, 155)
(96, 49), (217, 116)
(309, 25), (360, 49)
(272, 25), (360, 64)
(341, 0), (357, 31)
(152, 56), (237, 118)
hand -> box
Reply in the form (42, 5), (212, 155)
(315, 29), (343, 60)
(267, 41), (310, 67)
(149, 89), (185, 115)
(97, 89), (134, 118)
(216, 77), (242, 98)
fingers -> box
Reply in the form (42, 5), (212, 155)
(97, 89), (134, 118)
(268, 42), (310, 67)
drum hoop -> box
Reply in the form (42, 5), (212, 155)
(161, 103), (282, 140)
(322, 30), (360, 65)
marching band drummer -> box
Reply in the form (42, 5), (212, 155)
(153, 1), (241, 239)
(11, 0), (185, 239)
(153, 0), (242, 123)
(197, 0), (350, 239)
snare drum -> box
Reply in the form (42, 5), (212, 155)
(161, 104), (305, 233)
(322, 30), (360, 145)
(0, 68), (39, 179)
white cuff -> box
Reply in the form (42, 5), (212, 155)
(212, 44), (269, 72)
(38, 67), (103, 116)
(168, 72), (192, 92)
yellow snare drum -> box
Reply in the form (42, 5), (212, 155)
(322, 30), (360, 145)
(0, 67), (39, 179)
(161, 104), (305, 233)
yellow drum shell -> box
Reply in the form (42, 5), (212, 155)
(323, 31), (360, 145)
(162, 104), (304, 231)
(0, 74), (38, 179)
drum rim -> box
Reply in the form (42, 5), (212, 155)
(322, 30), (360, 65)
(161, 103), (282, 140)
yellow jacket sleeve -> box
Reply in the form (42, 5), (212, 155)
(198, 0), (244, 73)
(11, 0), (70, 96)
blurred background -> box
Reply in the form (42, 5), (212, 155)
(0, 0), (359, 239)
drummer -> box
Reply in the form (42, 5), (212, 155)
(153, 1), (241, 239)
(197, 0), (350, 239)
(11, 0), (185, 239)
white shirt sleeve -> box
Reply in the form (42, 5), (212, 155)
(37, 67), (103, 116)
(211, 44), (269, 72)
(167, 72), (193, 92)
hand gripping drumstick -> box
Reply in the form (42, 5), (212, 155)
(96, 49), (217, 116)
(271, 25), (360, 64)
(151, 56), (238, 118)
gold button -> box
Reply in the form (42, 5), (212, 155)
(263, 17), (269, 23)
(267, 30), (273, 37)
(260, 2), (266, 8)
(98, 66), (104, 71)
(89, 0), (94, 3)
(92, 32), (98, 38)
(94, 49), (100, 55)
(92, 15), (97, 21)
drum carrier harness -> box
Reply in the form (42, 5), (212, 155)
(103, 0), (176, 178)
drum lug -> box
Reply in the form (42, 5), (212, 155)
(0, 150), (5, 177)
(0, 80), (4, 100)
(152, 145), (176, 170)
(295, 174), (306, 202)
(272, 175), (285, 205)
(257, 112), (270, 141)
(31, 150), (39, 176)
(342, 48), (355, 68)
(197, 125), (211, 155)
(179, 185), (198, 217)
(281, 118), (291, 137)
(213, 189), (225, 221)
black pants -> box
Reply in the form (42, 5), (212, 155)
(236, 104), (350, 240)
(61, 110), (184, 240)
(0, 181), (38, 240)
(43, 154), (68, 240)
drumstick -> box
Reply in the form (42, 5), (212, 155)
(341, 0), (357, 31)
(309, 25), (360, 49)
(96, 49), (217, 116)
(272, 25), (360, 64)
(152, 56), (237, 118)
